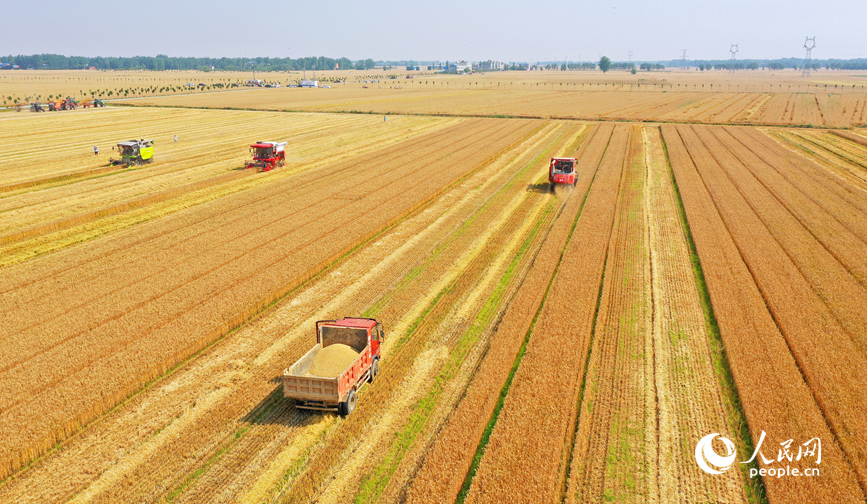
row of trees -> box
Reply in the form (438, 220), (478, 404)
(0, 54), (378, 71)
(685, 58), (867, 70)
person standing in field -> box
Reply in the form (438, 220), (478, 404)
(94, 146), (98, 155)
(174, 134), (178, 143)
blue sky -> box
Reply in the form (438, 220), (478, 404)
(2, 0), (865, 61)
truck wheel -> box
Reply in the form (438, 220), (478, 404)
(341, 390), (357, 417)
(370, 359), (379, 383)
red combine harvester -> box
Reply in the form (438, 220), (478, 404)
(245, 141), (287, 171)
(548, 157), (577, 191)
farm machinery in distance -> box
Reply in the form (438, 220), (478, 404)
(110, 139), (155, 167)
(246, 141), (287, 171)
(24, 97), (103, 112)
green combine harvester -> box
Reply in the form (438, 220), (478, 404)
(110, 139), (154, 167)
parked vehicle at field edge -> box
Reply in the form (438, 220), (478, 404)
(283, 318), (385, 416)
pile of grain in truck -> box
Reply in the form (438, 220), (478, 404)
(308, 344), (360, 377)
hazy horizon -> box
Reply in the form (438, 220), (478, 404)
(2, 0), (865, 62)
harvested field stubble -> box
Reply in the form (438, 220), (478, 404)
(0, 116), (564, 504)
(643, 126), (750, 501)
(662, 124), (866, 503)
(355, 123), (592, 504)
(0, 109), (455, 267)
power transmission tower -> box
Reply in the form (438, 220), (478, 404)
(803, 37), (816, 77)
(681, 50), (687, 69)
(730, 44), (738, 72)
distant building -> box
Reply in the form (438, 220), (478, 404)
(406, 65), (420, 71)
(478, 60), (504, 71)
(300, 79), (319, 88)
(448, 60), (472, 73)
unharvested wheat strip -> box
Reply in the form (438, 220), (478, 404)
(680, 124), (867, 496)
(816, 132), (867, 164)
(724, 130), (867, 288)
(696, 93), (747, 123)
(404, 123), (613, 504)
(775, 130), (867, 188)
(464, 125), (628, 504)
(619, 94), (693, 122)
(667, 124), (865, 503)
(732, 128), (867, 232)
(376, 195), (557, 504)
(643, 126), (747, 503)
(700, 126), (867, 341)
(713, 93), (764, 123)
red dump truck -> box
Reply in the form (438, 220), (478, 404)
(283, 318), (384, 416)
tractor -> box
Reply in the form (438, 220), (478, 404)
(245, 141), (287, 171)
(80, 98), (106, 108)
(30, 103), (45, 112)
(110, 139), (154, 167)
(548, 157), (577, 191)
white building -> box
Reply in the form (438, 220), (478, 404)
(478, 60), (504, 71)
(448, 60), (472, 73)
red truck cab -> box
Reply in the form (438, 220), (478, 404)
(283, 317), (384, 416)
(548, 157), (577, 189)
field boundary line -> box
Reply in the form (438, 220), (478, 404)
(114, 101), (849, 129)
